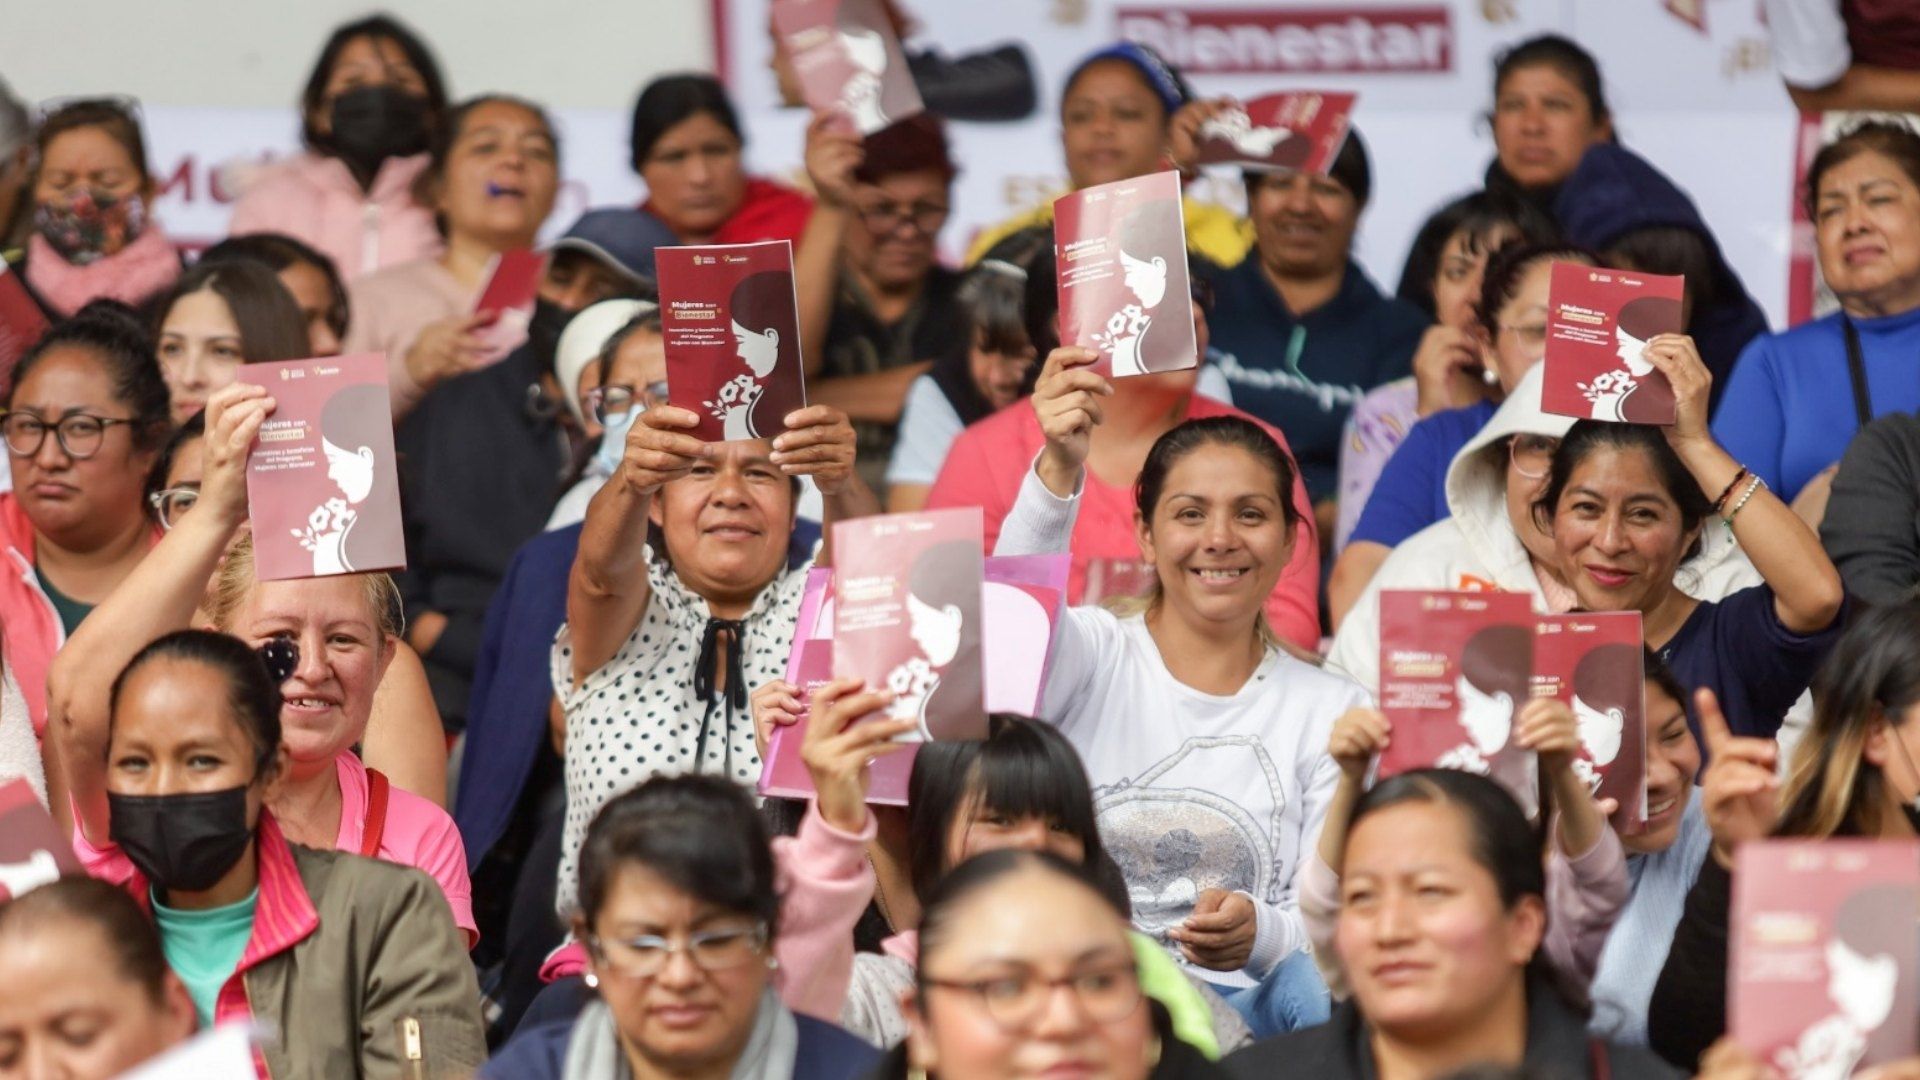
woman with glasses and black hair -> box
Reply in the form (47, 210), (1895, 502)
(482, 774), (879, 1079)
(547, 299), (666, 532)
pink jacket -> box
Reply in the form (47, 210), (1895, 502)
(0, 494), (69, 740)
(227, 152), (442, 280)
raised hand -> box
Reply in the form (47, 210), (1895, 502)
(1640, 333), (1713, 451)
(199, 382), (275, 530)
(801, 677), (915, 834)
(1167, 96), (1237, 173)
(751, 678), (805, 761)
(1412, 324), (1490, 414)
(403, 311), (496, 392)
(772, 405), (857, 496)
(1513, 697), (1580, 782)
(804, 110), (865, 209)
(1031, 346), (1110, 496)
(616, 405), (712, 498)
(1328, 707), (1390, 783)
(1696, 687), (1780, 867)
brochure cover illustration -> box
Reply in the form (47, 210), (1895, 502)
(772, 0), (925, 135)
(1542, 262), (1686, 425)
(657, 241), (809, 443)
(1054, 170), (1198, 379)
(1194, 91), (1357, 175)
(1531, 612), (1647, 832)
(0, 779), (79, 902)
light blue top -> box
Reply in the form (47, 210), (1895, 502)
(1588, 797), (1712, 1045)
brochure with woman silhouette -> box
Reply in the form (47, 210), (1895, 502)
(1733, 840), (1920, 1080)
(1541, 262), (1685, 425)
(0, 778), (80, 903)
(1054, 170), (1198, 379)
(772, 0), (925, 136)
(1531, 613), (1647, 831)
(238, 353), (406, 581)
(1193, 91), (1356, 175)
(1377, 590), (1538, 816)
(657, 241), (809, 443)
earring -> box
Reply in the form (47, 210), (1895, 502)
(766, 955), (780, 971)
(1147, 1034), (1162, 1069)
(584, 972), (600, 990)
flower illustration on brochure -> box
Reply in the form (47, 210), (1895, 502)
(705, 373), (765, 426)
(293, 497), (358, 555)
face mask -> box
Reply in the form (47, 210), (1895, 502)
(107, 785), (254, 893)
(325, 86), (430, 181)
(34, 187), (147, 265)
(594, 409), (637, 475)
(528, 299), (574, 372)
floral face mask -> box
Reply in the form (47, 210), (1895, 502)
(35, 186), (148, 265)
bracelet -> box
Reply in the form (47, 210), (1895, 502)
(1711, 467), (1750, 513)
(1720, 474), (1766, 531)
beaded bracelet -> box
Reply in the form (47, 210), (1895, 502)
(1721, 473), (1766, 531)
(1712, 467), (1750, 514)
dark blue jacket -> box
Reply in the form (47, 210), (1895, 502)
(481, 1010), (880, 1079)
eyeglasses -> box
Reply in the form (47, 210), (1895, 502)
(1497, 322), (1550, 349)
(583, 382), (668, 425)
(856, 200), (949, 237)
(588, 923), (768, 980)
(0, 412), (138, 460)
(147, 485), (200, 531)
(922, 963), (1143, 1032)
(1509, 433), (1561, 480)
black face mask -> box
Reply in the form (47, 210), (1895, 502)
(325, 86), (430, 185)
(108, 785), (255, 894)
(527, 299), (574, 373)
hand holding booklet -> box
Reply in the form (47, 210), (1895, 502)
(1053, 170), (1198, 380)
(1541, 262), (1686, 425)
(772, 0), (925, 135)
(470, 248), (547, 363)
(1193, 91), (1356, 175)
(656, 241), (809, 443)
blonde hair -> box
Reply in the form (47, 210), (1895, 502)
(207, 533), (404, 643)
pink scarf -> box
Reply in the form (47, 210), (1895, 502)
(24, 227), (180, 317)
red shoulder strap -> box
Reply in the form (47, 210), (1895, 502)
(361, 767), (390, 859)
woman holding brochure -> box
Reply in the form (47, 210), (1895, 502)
(993, 344), (1370, 1038)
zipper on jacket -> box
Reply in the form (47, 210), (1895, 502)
(402, 1016), (424, 1079)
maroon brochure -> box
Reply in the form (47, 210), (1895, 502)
(0, 259), (49, 399)
(1732, 839), (1920, 1078)
(772, 0), (925, 135)
(0, 779), (79, 902)
(1083, 557), (1158, 607)
(1530, 611), (1647, 832)
(471, 248), (547, 363)
(657, 241), (809, 443)
(1541, 262), (1686, 425)
(1053, 170), (1198, 380)
(1377, 589), (1538, 816)
(237, 354), (406, 581)
(1194, 92), (1357, 175)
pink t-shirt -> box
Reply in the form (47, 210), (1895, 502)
(923, 395), (1323, 651)
(74, 751), (475, 946)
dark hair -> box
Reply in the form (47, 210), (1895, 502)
(413, 95), (558, 236)
(0, 876), (171, 1003)
(35, 99), (150, 190)
(1778, 601), (1920, 838)
(1242, 125), (1373, 207)
(1061, 46), (1192, 123)
(957, 262), (1030, 361)
(1604, 227), (1717, 316)
(1643, 647), (1687, 713)
(298, 14), (449, 151)
(853, 113), (956, 185)
(1022, 245), (1062, 358)
(109, 630), (284, 776)
(1491, 34), (1611, 129)
(1474, 241), (1598, 339)
(143, 409), (205, 522)
(199, 233), (350, 341)
(1803, 119), (1920, 220)
(1530, 420), (1711, 562)
(1136, 416), (1300, 533)
(905, 715), (1103, 903)
(1349, 769), (1545, 908)
(630, 74), (742, 174)
(575, 775), (779, 934)
(9, 300), (170, 450)
(1396, 190), (1561, 319)
(592, 308), (665, 386)
(154, 260), (311, 366)
(915, 849), (1126, 979)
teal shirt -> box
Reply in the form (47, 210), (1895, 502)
(36, 571), (92, 637)
(153, 889), (257, 1028)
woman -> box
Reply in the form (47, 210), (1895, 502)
(752, 697), (1252, 1056)
(873, 850), (1228, 1080)
(967, 42), (1250, 269)
(152, 259), (310, 425)
(0, 876), (194, 1077)
(1718, 120), (1920, 515)
(227, 15), (448, 280)
(74, 628), (483, 1074)
(482, 775), (879, 1078)
(994, 356), (1369, 1034)
(50, 382), (474, 941)
(885, 260), (1037, 513)
(631, 74), (812, 247)
(1225, 770), (1678, 1079)
(18, 99), (179, 317)
(1648, 602), (1920, 1067)
(1332, 242), (1594, 628)
(198, 231), (352, 357)
(0, 303), (168, 738)
(1341, 190), (1560, 552)
(548, 299), (661, 531)
(1534, 336), (1846, 743)
(343, 95), (559, 417)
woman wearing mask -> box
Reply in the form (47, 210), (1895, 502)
(1224, 770), (1678, 1079)
(50, 383), (476, 942)
(343, 94), (559, 418)
(967, 42), (1250, 270)
(0, 876), (195, 1078)
(228, 16), (448, 281)
(631, 74), (812, 247)
(198, 232), (351, 357)
(0, 303), (169, 740)
(872, 849), (1227, 1080)
(1649, 603), (1920, 1067)
(548, 300), (662, 531)
(481, 775), (879, 1078)
(18, 100), (178, 317)
(151, 260), (310, 425)
(1533, 340), (1846, 743)
(74, 629), (483, 1074)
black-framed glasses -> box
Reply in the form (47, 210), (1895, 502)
(588, 923), (769, 980)
(0, 412), (137, 460)
(922, 963), (1143, 1032)
(147, 484), (200, 531)
(856, 200), (949, 237)
(583, 381), (668, 425)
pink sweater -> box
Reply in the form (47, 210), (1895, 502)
(227, 152), (441, 280)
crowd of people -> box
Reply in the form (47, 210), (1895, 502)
(1, 5), (1919, 1078)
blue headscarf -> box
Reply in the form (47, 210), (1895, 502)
(1065, 41), (1190, 117)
